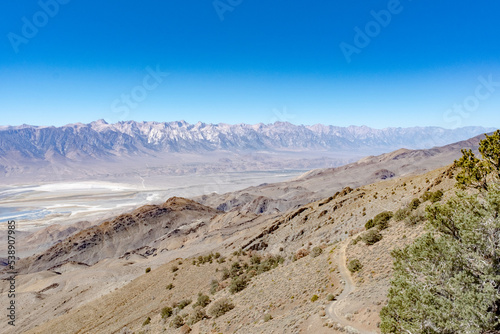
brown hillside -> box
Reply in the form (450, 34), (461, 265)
(13, 165), (457, 334)
(12, 197), (219, 275)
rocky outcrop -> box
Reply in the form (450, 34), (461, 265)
(14, 197), (219, 274)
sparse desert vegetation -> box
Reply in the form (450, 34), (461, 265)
(362, 229), (383, 245)
(347, 259), (363, 273)
(5, 132), (499, 334)
(207, 298), (235, 318)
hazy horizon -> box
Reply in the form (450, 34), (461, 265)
(1, 119), (497, 131)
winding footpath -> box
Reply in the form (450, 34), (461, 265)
(326, 237), (377, 334)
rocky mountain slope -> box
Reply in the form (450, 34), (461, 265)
(0, 132), (487, 334)
(7, 132), (486, 263)
(15, 197), (219, 274)
(4, 132), (487, 267)
(6, 164), (456, 334)
(195, 132), (486, 215)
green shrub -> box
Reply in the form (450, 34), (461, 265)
(430, 190), (444, 202)
(250, 255), (261, 265)
(229, 276), (248, 294)
(310, 246), (323, 258)
(175, 299), (192, 310)
(326, 294), (335, 301)
(187, 306), (207, 325)
(376, 219), (390, 230)
(161, 306), (173, 319)
(365, 219), (375, 230)
(232, 249), (246, 256)
(347, 259), (363, 273)
(204, 254), (213, 263)
(221, 267), (230, 280)
(405, 211), (426, 225)
(171, 265), (179, 273)
(362, 229), (383, 245)
(196, 253), (218, 265)
(421, 191), (432, 201)
(264, 314), (273, 322)
(366, 211), (393, 230)
(166, 283), (174, 290)
(230, 262), (243, 278)
(375, 211), (393, 221)
(394, 207), (410, 221)
(249, 255), (283, 275)
(409, 198), (421, 210)
(143, 317), (151, 326)
(145, 267), (151, 273)
(193, 293), (211, 308)
(422, 190), (444, 203)
(381, 187), (500, 333)
(311, 295), (319, 302)
(170, 315), (184, 328)
(207, 298), (235, 318)
(373, 211), (393, 230)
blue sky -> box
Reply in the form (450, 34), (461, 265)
(0, 0), (499, 128)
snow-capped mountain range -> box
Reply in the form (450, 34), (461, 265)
(0, 120), (495, 184)
(0, 120), (494, 161)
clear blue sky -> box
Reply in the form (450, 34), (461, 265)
(1, 0), (499, 128)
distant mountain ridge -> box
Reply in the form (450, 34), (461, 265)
(0, 120), (495, 184)
(0, 120), (494, 161)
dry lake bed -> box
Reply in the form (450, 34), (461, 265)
(0, 170), (305, 231)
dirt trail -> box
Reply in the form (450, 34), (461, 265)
(326, 238), (377, 334)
